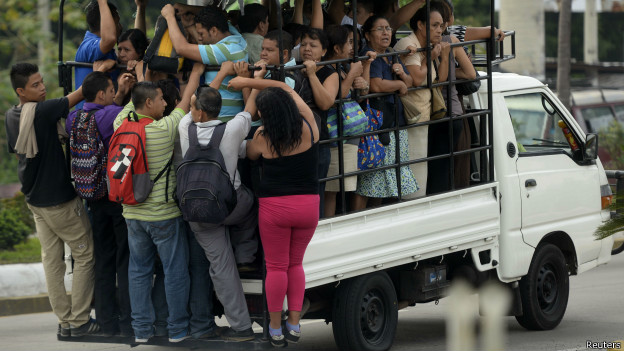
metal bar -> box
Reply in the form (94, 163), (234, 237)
(351, 0), (359, 102)
(275, 0), (284, 81)
(58, 0), (69, 95)
(318, 144), (494, 182)
(337, 63), (346, 215)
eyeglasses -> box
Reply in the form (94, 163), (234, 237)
(372, 26), (393, 33)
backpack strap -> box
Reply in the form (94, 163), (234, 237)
(71, 109), (84, 130)
(208, 122), (227, 148)
(188, 122), (200, 148)
(153, 153), (173, 202)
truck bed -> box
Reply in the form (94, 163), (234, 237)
(303, 183), (501, 289)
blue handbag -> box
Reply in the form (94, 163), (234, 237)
(357, 100), (386, 170)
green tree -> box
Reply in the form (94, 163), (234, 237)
(0, 0), (88, 184)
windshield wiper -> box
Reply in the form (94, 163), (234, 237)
(531, 138), (568, 147)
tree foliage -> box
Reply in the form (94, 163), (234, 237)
(0, 193), (34, 251)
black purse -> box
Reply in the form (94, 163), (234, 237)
(369, 97), (396, 145)
(455, 49), (481, 96)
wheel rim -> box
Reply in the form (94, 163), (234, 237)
(537, 263), (559, 313)
(613, 241), (624, 252)
(360, 289), (386, 343)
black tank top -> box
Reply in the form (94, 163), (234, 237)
(256, 119), (319, 198)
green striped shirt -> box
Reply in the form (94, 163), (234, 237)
(113, 103), (185, 221)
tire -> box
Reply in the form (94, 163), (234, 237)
(612, 241), (624, 256)
(515, 243), (569, 331)
(332, 272), (398, 351)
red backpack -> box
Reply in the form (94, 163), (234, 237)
(107, 112), (171, 205)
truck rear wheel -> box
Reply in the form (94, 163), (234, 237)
(332, 272), (398, 351)
(515, 243), (569, 330)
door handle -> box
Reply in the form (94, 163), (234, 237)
(525, 179), (537, 187)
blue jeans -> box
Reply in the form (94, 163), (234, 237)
(127, 217), (190, 339)
(187, 225), (217, 338)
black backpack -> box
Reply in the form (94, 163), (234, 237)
(175, 123), (237, 223)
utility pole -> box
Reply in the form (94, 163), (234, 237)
(557, 0), (572, 111)
(585, 0), (599, 87)
(37, 0), (50, 69)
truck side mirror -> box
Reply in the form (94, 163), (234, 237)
(584, 133), (598, 161)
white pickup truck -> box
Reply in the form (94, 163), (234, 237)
(242, 72), (615, 351)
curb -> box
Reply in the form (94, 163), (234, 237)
(0, 294), (52, 317)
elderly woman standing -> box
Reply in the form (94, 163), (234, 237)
(393, 4), (447, 199)
(352, 15), (419, 210)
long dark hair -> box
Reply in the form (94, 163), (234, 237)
(119, 29), (149, 59)
(324, 25), (350, 60)
(256, 87), (303, 158)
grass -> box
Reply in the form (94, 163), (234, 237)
(0, 237), (41, 264)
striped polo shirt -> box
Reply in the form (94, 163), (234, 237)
(113, 102), (185, 221)
(199, 23), (248, 122)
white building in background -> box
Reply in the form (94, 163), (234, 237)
(499, 0), (546, 81)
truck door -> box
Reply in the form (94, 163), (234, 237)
(503, 91), (602, 264)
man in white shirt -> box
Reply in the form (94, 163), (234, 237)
(177, 86), (257, 342)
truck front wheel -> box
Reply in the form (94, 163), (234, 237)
(612, 241), (624, 255)
(332, 272), (398, 351)
(515, 243), (569, 330)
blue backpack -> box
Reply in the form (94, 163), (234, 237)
(69, 110), (108, 200)
(175, 123), (237, 223)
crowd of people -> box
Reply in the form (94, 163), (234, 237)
(4, 0), (505, 348)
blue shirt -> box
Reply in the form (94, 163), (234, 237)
(74, 31), (118, 109)
(198, 24), (248, 121)
(364, 45), (409, 126)
(66, 102), (123, 150)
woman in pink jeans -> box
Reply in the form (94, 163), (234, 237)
(246, 83), (319, 347)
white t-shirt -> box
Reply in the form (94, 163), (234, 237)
(178, 111), (251, 189)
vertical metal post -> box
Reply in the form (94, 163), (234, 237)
(58, 0), (69, 95)
(275, 0), (285, 81)
(337, 63), (346, 214)
(446, 40), (454, 191)
(487, 0), (495, 182)
(351, 0), (360, 102)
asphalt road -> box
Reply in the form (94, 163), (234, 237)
(1, 253), (622, 351)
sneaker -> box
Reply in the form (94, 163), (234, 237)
(70, 318), (100, 338)
(219, 327), (255, 342)
(270, 333), (287, 348)
(197, 326), (228, 339)
(57, 324), (70, 338)
(283, 325), (301, 344)
(169, 330), (191, 343)
(135, 335), (152, 343)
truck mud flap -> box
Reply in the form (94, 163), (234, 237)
(56, 334), (272, 349)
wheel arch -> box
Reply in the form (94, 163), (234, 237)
(538, 231), (578, 275)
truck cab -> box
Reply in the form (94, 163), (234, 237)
(469, 72), (613, 284)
